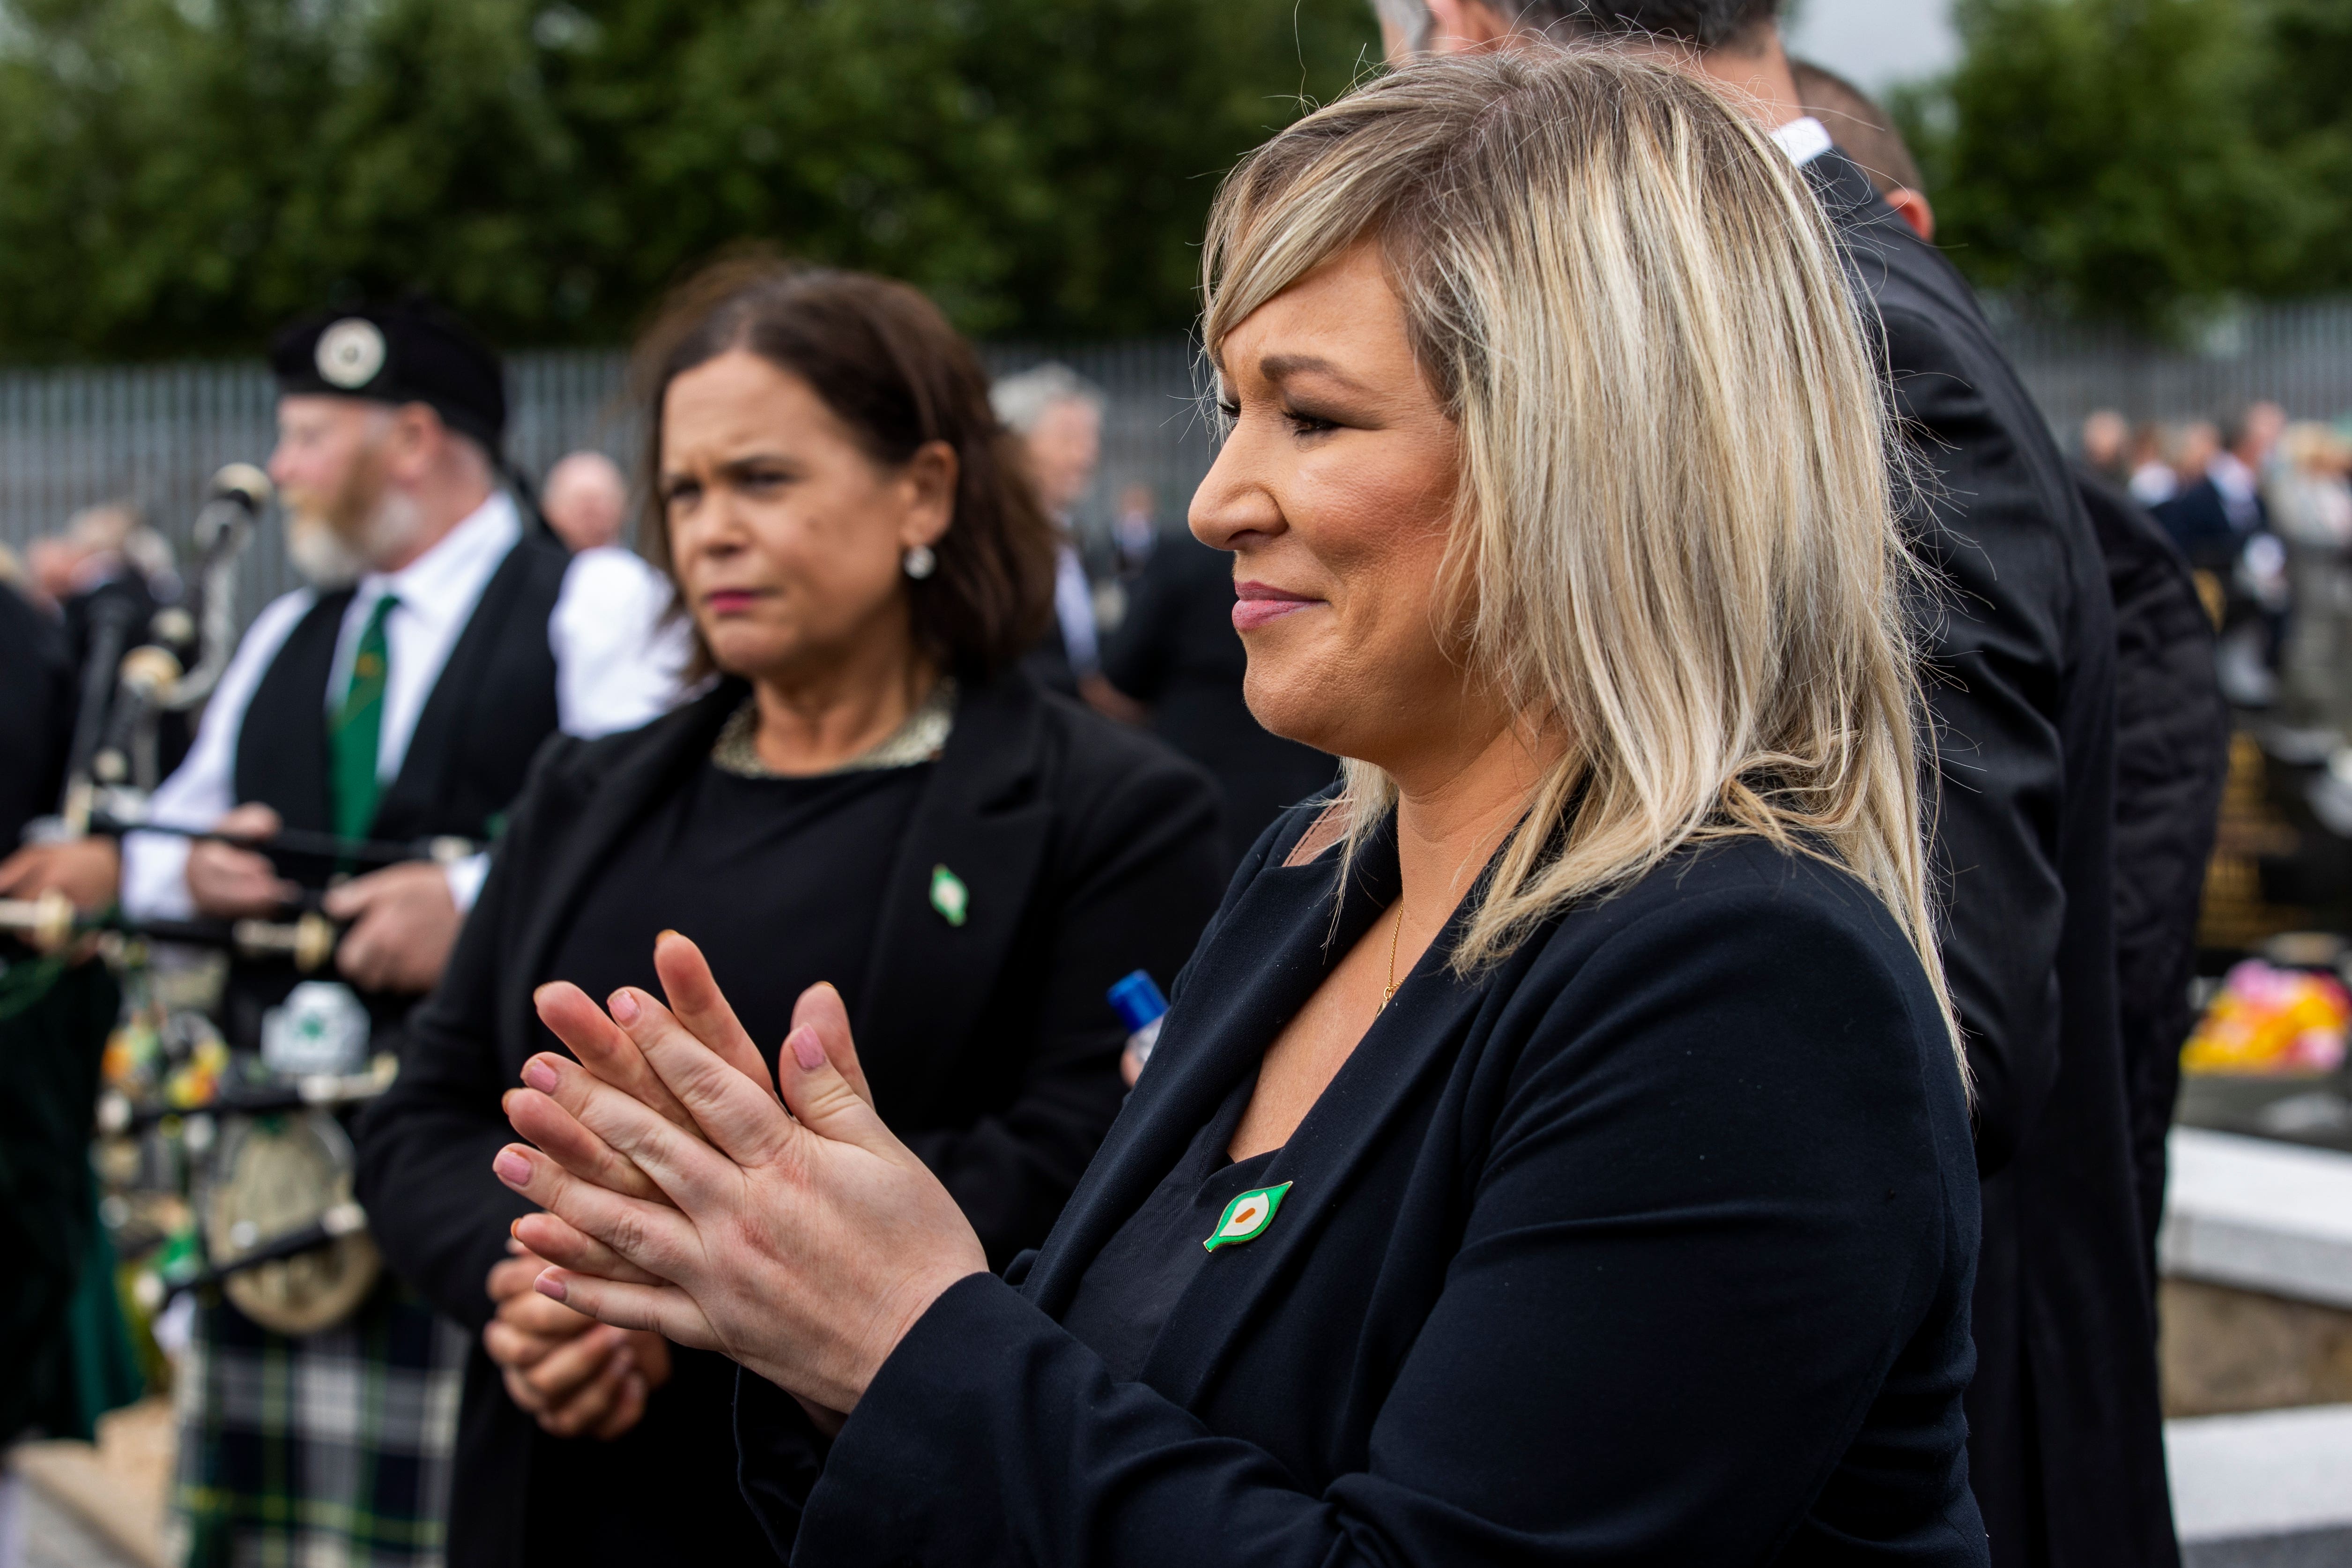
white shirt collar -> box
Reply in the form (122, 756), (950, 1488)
(356, 491), (521, 629)
(1770, 116), (1834, 169)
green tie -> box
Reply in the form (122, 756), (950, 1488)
(330, 593), (397, 843)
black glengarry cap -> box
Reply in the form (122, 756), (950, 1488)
(270, 298), (508, 452)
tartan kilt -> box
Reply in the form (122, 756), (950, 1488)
(171, 1277), (467, 1568)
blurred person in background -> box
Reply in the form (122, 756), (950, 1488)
(27, 499), (179, 627)
(2160, 407), (2287, 705)
(0, 568), (129, 1568)
(1387, 5), (2175, 1566)
(2070, 463), (2228, 1283)
(541, 448), (678, 667)
(2158, 405), (2277, 569)
(2268, 421), (2352, 730)
(2173, 418), (2222, 493)
(355, 259), (1222, 1568)
(2081, 409), (2131, 486)
(992, 363), (1110, 703)
(0, 529), (158, 1548)
(542, 449), (631, 553)
(105, 299), (687, 1568)
(1111, 480), (1159, 577)
(24, 501), (194, 777)
(2129, 421), (2181, 506)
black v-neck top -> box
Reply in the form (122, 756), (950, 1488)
(1059, 1074), (1282, 1382)
(542, 759), (929, 1060)
(527, 758), (928, 1566)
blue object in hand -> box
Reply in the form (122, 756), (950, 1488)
(1108, 970), (1170, 1071)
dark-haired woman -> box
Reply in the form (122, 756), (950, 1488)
(353, 261), (1224, 1568)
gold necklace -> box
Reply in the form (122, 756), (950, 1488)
(1381, 902), (1407, 1011)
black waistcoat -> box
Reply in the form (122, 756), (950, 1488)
(222, 529), (570, 1047)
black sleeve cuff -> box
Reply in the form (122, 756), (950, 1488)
(733, 1364), (834, 1559)
(791, 1271), (1043, 1565)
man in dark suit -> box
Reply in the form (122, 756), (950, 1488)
(1380, 5), (2174, 1566)
(1791, 54), (2233, 1289)
(2156, 407), (2287, 706)
(2155, 406), (2280, 570)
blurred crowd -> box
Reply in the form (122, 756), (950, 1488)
(2081, 402), (2352, 725)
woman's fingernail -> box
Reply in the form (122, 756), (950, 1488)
(494, 1150), (532, 1186)
(610, 989), (641, 1024)
(656, 929), (680, 944)
(789, 1026), (825, 1072)
(522, 1057), (558, 1092)
(535, 1272), (567, 1302)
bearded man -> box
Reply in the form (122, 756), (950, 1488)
(116, 300), (684, 1568)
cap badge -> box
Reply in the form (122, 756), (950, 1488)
(316, 318), (387, 389)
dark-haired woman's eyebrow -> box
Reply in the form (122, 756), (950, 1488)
(717, 453), (799, 484)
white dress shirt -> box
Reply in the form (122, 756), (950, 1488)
(2207, 450), (2265, 533)
(1053, 542), (1100, 676)
(123, 493), (689, 919)
(1770, 115), (1834, 169)
(2129, 462), (2181, 508)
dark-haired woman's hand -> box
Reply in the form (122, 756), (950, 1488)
(497, 932), (986, 1418)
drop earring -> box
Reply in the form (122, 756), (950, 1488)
(903, 543), (937, 580)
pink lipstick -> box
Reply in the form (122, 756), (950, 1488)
(1232, 581), (1321, 633)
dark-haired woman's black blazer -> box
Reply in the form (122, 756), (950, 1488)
(738, 809), (1988, 1566)
(354, 669), (1226, 1568)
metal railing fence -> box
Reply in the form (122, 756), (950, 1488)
(0, 339), (1216, 628)
(9, 305), (2352, 626)
(1994, 302), (2352, 440)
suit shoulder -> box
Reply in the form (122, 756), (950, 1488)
(1497, 838), (1959, 1118)
(1508, 837), (1936, 1041)
(1033, 686), (1217, 814)
(525, 685), (716, 795)
(1576, 835), (1910, 950)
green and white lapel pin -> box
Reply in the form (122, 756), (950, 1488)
(1204, 1182), (1293, 1252)
(929, 864), (970, 927)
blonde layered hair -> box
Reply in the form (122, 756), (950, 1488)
(1203, 49), (1954, 1046)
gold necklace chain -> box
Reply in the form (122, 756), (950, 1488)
(1381, 902), (1407, 1011)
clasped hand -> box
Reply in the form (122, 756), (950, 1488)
(496, 932), (988, 1420)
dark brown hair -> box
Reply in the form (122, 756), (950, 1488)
(631, 255), (1056, 676)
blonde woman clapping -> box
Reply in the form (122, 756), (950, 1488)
(496, 51), (1984, 1568)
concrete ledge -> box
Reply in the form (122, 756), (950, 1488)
(2168, 1402), (2352, 1557)
(2162, 1128), (2352, 1309)
(2185, 1525), (2352, 1568)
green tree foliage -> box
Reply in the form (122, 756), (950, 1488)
(1899, 0), (2352, 333)
(0, 0), (1378, 358)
